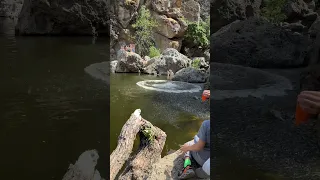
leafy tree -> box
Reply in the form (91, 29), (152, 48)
(132, 5), (158, 56)
(261, 0), (287, 23)
(149, 46), (161, 58)
(184, 17), (210, 49)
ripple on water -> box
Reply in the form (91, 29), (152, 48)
(136, 80), (202, 93)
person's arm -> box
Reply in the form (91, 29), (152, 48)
(298, 91), (320, 115)
(180, 139), (206, 152)
(180, 121), (208, 152)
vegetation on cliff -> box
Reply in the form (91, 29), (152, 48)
(132, 5), (158, 56)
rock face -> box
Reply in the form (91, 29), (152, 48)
(143, 48), (191, 75)
(111, 0), (201, 52)
(115, 52), (144, 73)
(15, 0), (109, 35)
(172, 67), (206, 83)
(0, 0), (24, 21)
(210, 0), (262, 33)
(211, 18), (310, 68)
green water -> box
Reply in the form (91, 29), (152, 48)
(110, 73), (206, 155)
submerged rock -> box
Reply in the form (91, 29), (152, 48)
(211, 18), (310, 68)
(15, 0), (109, 35)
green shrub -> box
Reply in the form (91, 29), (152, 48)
(149, 46), (161, 58)
(192, 58), (201, 69)
(184, 17), (210, 49)
(261, 0), (287, 24)
(132, 5), (158, 56)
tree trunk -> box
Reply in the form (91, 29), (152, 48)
(110, 109), (167, 180)
(62, 150), (104, 180)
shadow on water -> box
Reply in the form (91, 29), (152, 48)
(0, 18), (109, 179)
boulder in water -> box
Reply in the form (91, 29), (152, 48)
(211, 18), (310, 68)
(115, 52), (144, 73)
(172, 67), (206, 83)
(143, 48), (191, 75)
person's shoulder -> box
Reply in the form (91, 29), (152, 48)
(202, 120), (210, 127)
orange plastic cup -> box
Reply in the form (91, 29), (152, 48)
(295, 103), (309, 125)
(202, 92), (209, 102)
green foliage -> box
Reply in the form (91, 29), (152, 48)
(132, 5), (158, 56)
(191, 58), (201, 69)
(261, 0), (287, 23)
(149, 46), (161, 58)
(142, 126), (155, 143)
(184, 17), (210, 48)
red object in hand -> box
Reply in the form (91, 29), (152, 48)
(295, 103), (309, 125)
(202, 91), (209, 102)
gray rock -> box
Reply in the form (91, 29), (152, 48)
(210, 18), (310, 68)
(309, 16), (320, 36)
(284, 0), (311, 22)
(0, 0), (23, 22)
(172, 67), (206, 83)
(282, 21), (307, 32)
(203, 66), (210, 90)
(210, 0), (262, 33)
(180, 0), (201, 22)
(15, 0), (109, 35)
(143, 48), (191, 75)
(115, 52), (144, 73)
(191, 57), (209, 69)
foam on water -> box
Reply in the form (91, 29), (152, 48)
(136, 80), (202, 93)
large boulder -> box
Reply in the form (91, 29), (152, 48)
(198, 0), (210, 20)
(211, 18), (310, 68)
(284, 0), (313, 22)
(180, 0), (201, 22)
(153, 32), (182, 51)
(210, 0), (262, 33)
(115, 52), (144, 73)
(172, 67), (206, 83)
(152, 12), (187, 38)
(15, 0), (109, 35)
(143, 48), (191, 75)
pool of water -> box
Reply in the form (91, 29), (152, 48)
(0, 18), (109, 179)
(110, 73), (209, 156)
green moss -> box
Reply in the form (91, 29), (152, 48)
(149, 46), (161, 58)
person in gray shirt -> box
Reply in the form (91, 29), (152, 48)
(178, 119), (210, 179)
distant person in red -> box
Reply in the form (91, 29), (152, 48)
(178, 90), (210, 179)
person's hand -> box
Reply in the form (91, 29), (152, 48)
(179, 143), (190, 153)
(298, 91), (320, 115)
(203, 90), (210, 98)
